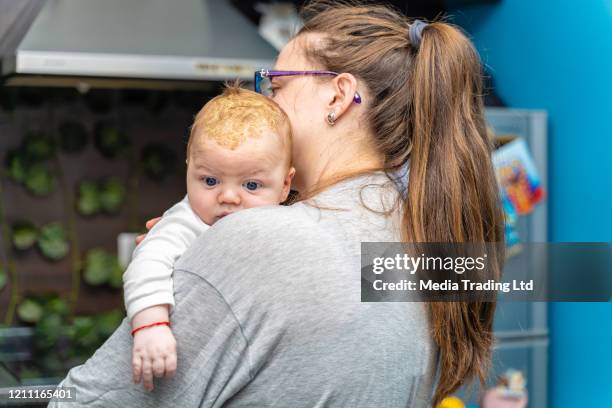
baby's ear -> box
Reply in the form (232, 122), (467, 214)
(287, 167), (296, 181)
(282, 167), (296, 200)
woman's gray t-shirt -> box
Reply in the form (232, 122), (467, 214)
(49, 173), (439, 407)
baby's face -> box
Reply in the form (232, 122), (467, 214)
(186, 134), (294, 225)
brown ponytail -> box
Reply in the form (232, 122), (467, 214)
(298, 1), (505, 406)
(408, 20), (504, 406)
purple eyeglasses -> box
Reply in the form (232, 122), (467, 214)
(254, 69), (362, 104)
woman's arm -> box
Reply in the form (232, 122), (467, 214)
(48, 207), (287, 407)
(49, 268), (252, 407)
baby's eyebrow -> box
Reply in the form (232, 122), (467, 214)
(194, 164), (215, 172)
(245, 169), (268, 177)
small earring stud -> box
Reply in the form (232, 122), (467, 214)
(327, 111), (336, 126)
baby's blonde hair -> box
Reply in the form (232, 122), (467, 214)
(187, 82), (292, 165)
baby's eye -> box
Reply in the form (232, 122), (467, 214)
(243, 181), (262, 191)
(203, 176), (219, 187)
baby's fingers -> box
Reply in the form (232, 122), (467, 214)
(152, 355), (165, 378)
(142, 358), (154, 391)
(164, 352), (177, 377)
(145, 217), (161, 230)
(132, 355), (143, 384)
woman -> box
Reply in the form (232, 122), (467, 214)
(50, 2), (504, 407)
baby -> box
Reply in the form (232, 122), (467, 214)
(122, 84), (295, 391)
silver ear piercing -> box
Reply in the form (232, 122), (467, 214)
(326, 111), (336, 126)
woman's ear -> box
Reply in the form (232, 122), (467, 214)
(327, 73), (358, 123)
(281, 167), (296, 201)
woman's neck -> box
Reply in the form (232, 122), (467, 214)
(298, 139), (384, 195)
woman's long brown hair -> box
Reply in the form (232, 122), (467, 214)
(298, 1), (505, 406)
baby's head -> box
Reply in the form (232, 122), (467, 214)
(186, 84), (295, 225)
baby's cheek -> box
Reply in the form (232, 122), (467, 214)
(188, 190), (215, 223)
(251, 189), (283, 207)
(239, 195), (257, 209)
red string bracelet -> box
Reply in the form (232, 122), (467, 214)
(131, 321), (171, 336)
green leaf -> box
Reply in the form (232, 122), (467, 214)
(0, 265), (7, 291)
(23, 131), (55, 161)
(24, 164), (55, 196)
(38, 222), (69, 261)
(141, 144), (177, 182)
(99, 179), (125, 213)
(108, 257), (124, 289)
(11, 222), (38, 250)
(45, 297), (69, 317)
(94, 123), (130, 158)
(72, 316), (95, 332)
(38, 313), (63, 331)
(35, 313), (64, 348)
(77, 181), (100, 216)
(84, 250), (122, 288)
(5, 149), (29, 183)
(58, 120), (89, 153)
(17, 299), (44, 323)
(70, 316), (99, 349)
(83, 249), (112, 285)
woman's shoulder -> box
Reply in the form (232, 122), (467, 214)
(175, 204), (327, 270)
(173, 203), (337, 300)
(211, 203), (320, 238)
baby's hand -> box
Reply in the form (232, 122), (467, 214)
(135, 217), (161, 245)
(132, 324), (177, 391)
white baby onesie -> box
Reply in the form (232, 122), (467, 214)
(122, 195), (208, 321)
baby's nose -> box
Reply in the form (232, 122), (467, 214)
(218, 187), (241, 205)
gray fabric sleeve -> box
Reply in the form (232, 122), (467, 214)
(48, 271), (252, 408)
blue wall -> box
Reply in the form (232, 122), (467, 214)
(450, 0), (612, 406)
